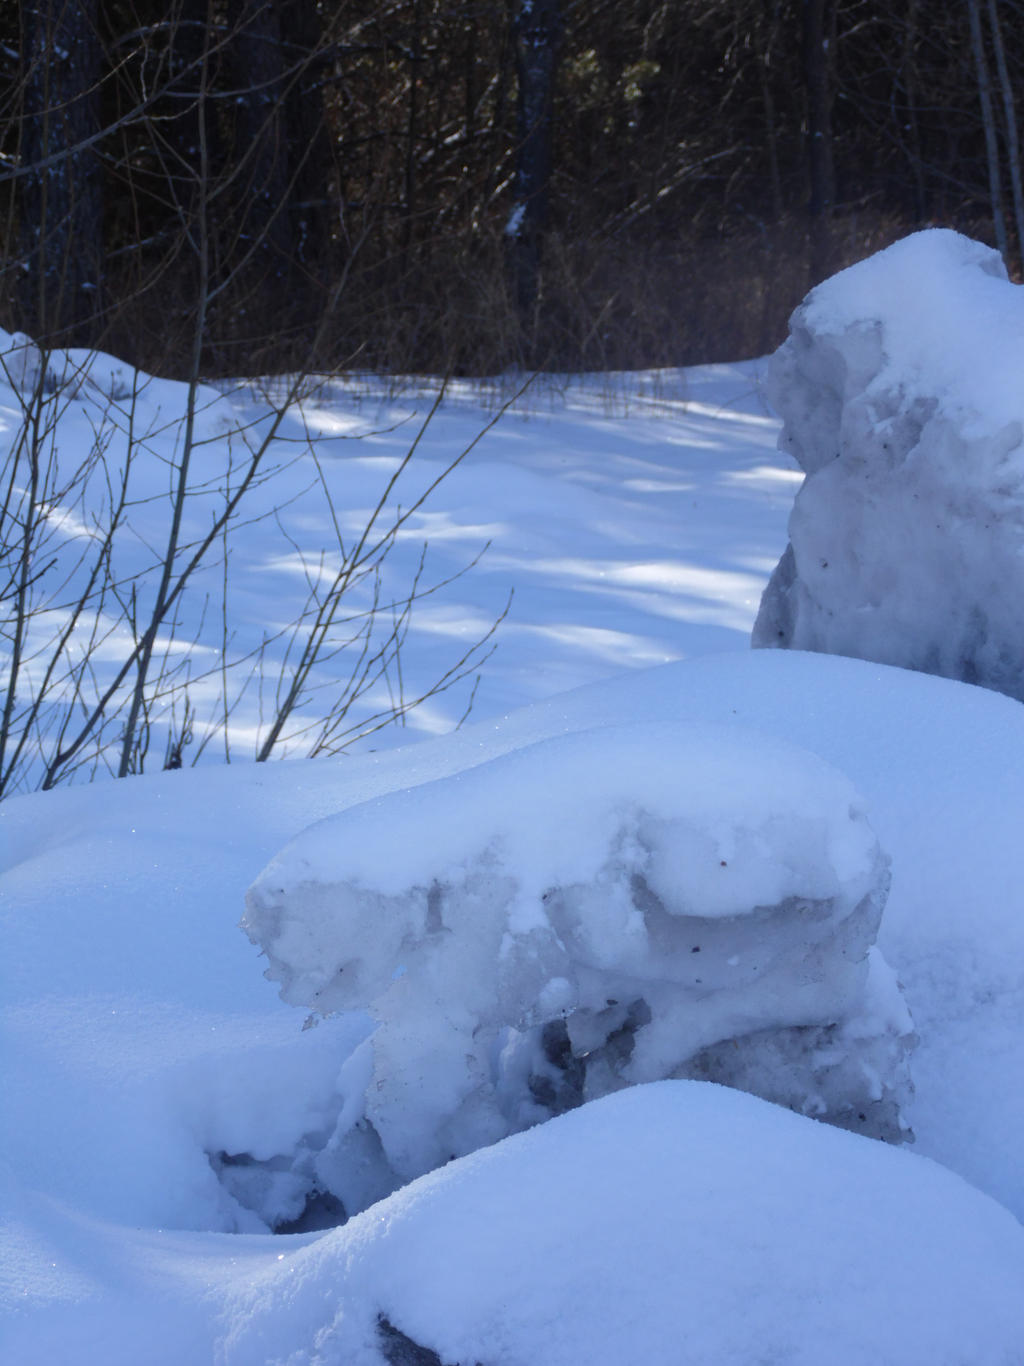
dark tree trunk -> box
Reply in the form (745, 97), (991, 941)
(224, 0), (294, 294)
(901, 0), (929, 224)
(802, 0), (836, 281)
(983, 0), (1020, 262)
(967, 0), (1008, 262)
(284, 0), (334, 284)
(218, 0), (337, 356)
(19, 0), (103, 344)
(759, 0), (784, 224)
(508, 0), (562, 348)
(163, 0), (224, 216)
(403, 0), (423, 250)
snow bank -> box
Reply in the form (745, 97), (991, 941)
(244, 721), (912, 1211)
(221, 1082), (1024, 1366)
(6, 650), (1024, 1362)
(755, 228), (1024, 699)
(0, 325), (229, 426)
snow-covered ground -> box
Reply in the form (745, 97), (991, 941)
(0, 342), (791, 790)
(5, 238), (1024, 1364)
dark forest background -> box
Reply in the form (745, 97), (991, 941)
(2, 0), (1022, 377)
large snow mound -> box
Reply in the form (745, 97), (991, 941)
(221, 1081), (1024, 1366)
(245, 721), (912, 1209)
(754, 228), (1024, 699)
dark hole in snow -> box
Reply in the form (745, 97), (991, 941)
(541, 1018), (573, 1070)
(529, 1000), (652, 1117)
(529, 1018), (585, 1113)
(210, 1149), (348, 1234)
(378, 1314), (473, 1366)
(274, 1188), (347, 1235)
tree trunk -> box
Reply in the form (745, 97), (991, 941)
(759, 0), (784, 224)
(18, 0), (104, 344)
(222, 0), (294, 307)
(282, 0), (336, 325)
(986, 0), (1023, 267)
(507, 0), (562, 352)
(902, 0), (928, 224)
(967, 0), (1008, 263)
(802, 0), (836, 283)
(164, 0), (222, 198)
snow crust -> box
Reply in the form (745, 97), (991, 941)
(755, 228), (1024, 699)
(245, 721), (911, 1206)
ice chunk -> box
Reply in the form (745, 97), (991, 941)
(244, 722), (911, 1204)
(755, 228), (1024, 700)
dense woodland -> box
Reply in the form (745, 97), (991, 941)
(2, 0), (1023, 376)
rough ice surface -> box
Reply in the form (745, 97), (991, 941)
(244, 721), (912, 1213)
(754, 228), (1024, 700)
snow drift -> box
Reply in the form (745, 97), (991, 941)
(220, 1082), (1024, 1366)
(244, 721), (913, 1216)
(754, 228), (1024, 701)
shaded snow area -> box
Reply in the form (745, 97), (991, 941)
(244, 723), (910, 1209)
(5, 235), (1024, 1364)
(756, 228), (1024, 700)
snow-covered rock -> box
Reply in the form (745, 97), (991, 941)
(244, 721), (912, 1214)
(755, 228), (1024, 701)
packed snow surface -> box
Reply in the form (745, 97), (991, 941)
(755, 227), (1024, 700)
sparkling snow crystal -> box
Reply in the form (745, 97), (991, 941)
(244, 722), (913, 1214)
(755, 228), (1024, 700)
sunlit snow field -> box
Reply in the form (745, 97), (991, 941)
(4, 292), (1024, 1366)
(208, 362), (797, 742)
